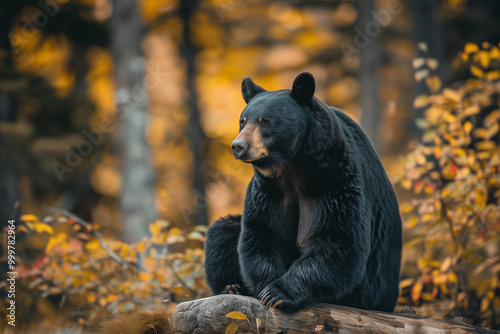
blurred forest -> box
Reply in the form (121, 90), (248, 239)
(0, 0), (499, 332)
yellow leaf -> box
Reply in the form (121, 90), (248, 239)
(474, 128), (488, 138)
(401, 204), (414, 214)
(401, 179), (412, 190)
(426, 75), (441, 93)
(421, 292), (434, 301)
(464, 43), (479, 54)
(486, 123), (499, 138)
(21, 214), (39, 222)
(411, 282), (423, 302)
(413, 95), (430, 108)
(226, 311), (247, 320)
(448, 272), (458, 284)
(169, 227), (182, 235)
(412, 58), (425, 69)
(490, 47), (500, 59)
(441, 257), (452, 272)
(484, 110), (500, 127)
(87, 292), (96, 303)
(470, 65), (484, 77)
(33, 222), (54, 234)
(442, 88), (461, 102)
(138, 272), (154, 282)
(225, 323), (238, 334)
(434, 200), (441, 212)
(399, 278), (413, 289)
(398, 297), (409, 304)
(433, 274), (448, 285)
(480, 298), (490, 312)
(255, 318), (261, 327)
(476, 141), (496, 151)
(149, 220), (168, 235)
(464, 105), (480, 116)
(485, 70), (500, 81)
(463, 121), (473, 134)
(426, 58), (438, 70)
(416, 153), (427, 165)
(85, 240), (101, 251)
(407, 216), (419, 228)
(421, 213), (435, 223)
(477, 50), (490, 68)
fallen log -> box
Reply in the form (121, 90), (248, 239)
(171, 294), (498, 334)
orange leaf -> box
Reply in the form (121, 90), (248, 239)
(411, 282), (423, 302)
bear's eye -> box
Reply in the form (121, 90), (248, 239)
(258, 117), (270, 125)
(239, 118), (246, 128)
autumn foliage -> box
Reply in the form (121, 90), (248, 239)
(395, 43), (500, 328)
(0, 210), (209, 330)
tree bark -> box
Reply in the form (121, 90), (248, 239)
(357, 0), (382, 153)
(110, 0), (158, 242)
(410, 0), (443, 138)
(179, 0), (209, 226)
(171, 295), (497, 334)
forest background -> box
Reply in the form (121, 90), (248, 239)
(1, 0), (500, 332)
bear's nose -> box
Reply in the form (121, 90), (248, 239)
(231, 139), (248, 159)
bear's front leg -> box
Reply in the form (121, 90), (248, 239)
(258, 200), (371, 313)
(257, 279), (308, 313)
(238, 223), (291, 296)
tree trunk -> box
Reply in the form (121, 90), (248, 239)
(110, 0), (158, 242)
(171, 295), (498, 334)
(357, 0), (382, 153)
(179, 0), (209, 226)
(410, 0), (443, 137)
(0, 1), (22, 223)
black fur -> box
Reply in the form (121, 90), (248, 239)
(205, 72), (402, 313)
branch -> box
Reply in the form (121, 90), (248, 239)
(43, 206), (132, 269)
(171, 295), (497, 333)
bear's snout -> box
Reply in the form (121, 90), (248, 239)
(231, 139), (248, 159)
(232, 122), (268, 162)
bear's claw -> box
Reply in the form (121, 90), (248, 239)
(221, 284), (241, 295)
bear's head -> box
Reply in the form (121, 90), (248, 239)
(231, 72), (316, 176)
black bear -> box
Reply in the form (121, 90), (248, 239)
(204, 72), (402, 313)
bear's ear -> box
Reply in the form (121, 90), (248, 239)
(241, 77), (266, 104)
(291, 72), (315, 105)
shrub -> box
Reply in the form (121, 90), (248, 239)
(395, 42), (500, 328)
